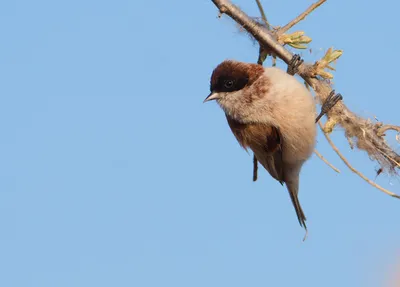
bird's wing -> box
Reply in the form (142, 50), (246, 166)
(225, 115), (284, 183)
(225, 115), (307, 230)
(263, 126), (284, 184)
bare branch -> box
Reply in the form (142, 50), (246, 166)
(279, 0), (327, 34)
(314, 149), (341, 173)
(212, 0), (292, 61)
(318, 122), (400, 199)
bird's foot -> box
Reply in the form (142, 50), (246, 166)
(253, 155), (258, 182)
(315, 90), (343, 123)
(286, 54), (303, 76)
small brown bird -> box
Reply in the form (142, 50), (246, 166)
(204, 58), (317, 233)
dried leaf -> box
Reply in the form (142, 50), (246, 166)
(289, 31), (305, 39)
(288, 43), (307, 49)
(318, 70), (333, 79)
(326, 65), (336, 71)
(324, 48), (343, 63)
(279, 31), (312, 49)
(298, 36), (312, 43)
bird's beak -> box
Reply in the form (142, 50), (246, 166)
(203, 92), (219, 103)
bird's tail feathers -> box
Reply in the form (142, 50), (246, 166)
(286, 179), (307, 231)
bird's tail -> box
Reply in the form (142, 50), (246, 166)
(285, 179), (307, 231)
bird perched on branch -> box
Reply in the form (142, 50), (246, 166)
(204, 55), (318, 236)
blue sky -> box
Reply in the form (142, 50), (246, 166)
(1, 0), (400, 286)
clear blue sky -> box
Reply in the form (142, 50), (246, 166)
(1, 0), (399, 286)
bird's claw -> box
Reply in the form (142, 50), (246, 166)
(315, 90), (343, 123)
(287, 54), (304, 76)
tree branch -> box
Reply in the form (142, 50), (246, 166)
(211, 0), (400, 176)
(255, 0), (270, 29)
(212, 0), (292, 61)
(314, 149), (340, 173)
(318, 122), (400, 199)
(279, 0), (327, 34)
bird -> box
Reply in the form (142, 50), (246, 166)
(203, 57), (317, 235)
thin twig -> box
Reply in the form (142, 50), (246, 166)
(255, 0), (270, 29)
(279, 0), (327, 34)
(318, 122), (400, 199)
(377, 124), (400, 136)
(314, 149), (340, 173)
(255, 0), (270, 66)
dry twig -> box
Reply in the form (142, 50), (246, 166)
(278, 0), (327, 34)
(314, 149), (340, 173)
(255, 0), (270, 29)
(318, 122), (400, 199)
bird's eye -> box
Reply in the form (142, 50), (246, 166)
(224, 80), (234, 89)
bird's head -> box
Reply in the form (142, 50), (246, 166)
(204, 60), (267, 118)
